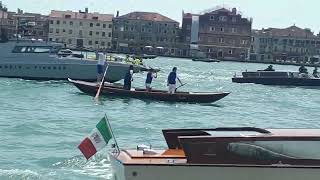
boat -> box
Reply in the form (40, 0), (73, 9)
(68, 79), (230, 103)
(192, 58), (220, 63)
(131, 54), (158, 59)
(110, 127), (320, 180)
(232, 71), (320, 86)
(0, 40), (150, 82)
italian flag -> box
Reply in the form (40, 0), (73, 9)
(78, 117), (112, 160)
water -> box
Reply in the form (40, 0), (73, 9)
(0, 57), (319, 179)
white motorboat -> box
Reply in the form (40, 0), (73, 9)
(110, 127), (320, 180)
(0, 40), (149, 82)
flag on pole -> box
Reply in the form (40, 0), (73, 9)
(78, 117), (112, 160)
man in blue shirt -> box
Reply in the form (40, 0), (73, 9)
(145, 69), (157, 92)
(124, 65), (134, 90)
(167, 67), (182, 94)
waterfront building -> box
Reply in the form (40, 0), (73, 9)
(0, 2), (8, 41)
(49, 9), (113, 49)
(112, 11), (184, 56)
(182, 7), (252, 60)
(250, 26), (320, 64)
(1, 8), (49, 41)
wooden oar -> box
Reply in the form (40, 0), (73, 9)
(94, 64), (109, 101)
(175, 83), (187, 92)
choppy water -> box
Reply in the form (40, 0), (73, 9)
(0, 57), (320, 179)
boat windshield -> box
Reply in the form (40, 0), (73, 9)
(228, 141), (320, 160)
(12, 45), (62, 54)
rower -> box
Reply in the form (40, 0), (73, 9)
(299, 65), (308, 74)
(313, 67), (319, 78)
(167, 67), (182, 94)
(96, 52), (105, 82)
(123, 65), (134, 90)
(145, 69), (157, 92)
(264, 65), (275, 71)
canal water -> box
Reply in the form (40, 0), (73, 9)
(0, 57), (319, 179)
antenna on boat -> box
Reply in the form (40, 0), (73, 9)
(145, 127), (153, 149)
(104, 114), (120, 153)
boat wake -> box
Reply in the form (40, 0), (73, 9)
(0, 169), (42, 180)
(52, 153), (113, 179)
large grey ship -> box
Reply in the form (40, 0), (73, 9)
(0, 40), (146, 82)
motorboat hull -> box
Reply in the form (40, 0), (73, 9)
(232, 77), (320, 86)
(69, 79), (230, 103)
(110, 154), (320, 180)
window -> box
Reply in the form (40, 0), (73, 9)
(103, 24), (106, 28)
(96, 31), (99, 35)
(173, 30), (176, 34)
(101, 41), (105, 46)
(95, 41), (99, 45)
(109, 24), (112, 28)
(49, 28), (53, 33)
(220, 27), (224, 32)
(164, 23), (168, 27)
(69, 30), (73, 34)
(62, 29), (66, 33)
(210, 27), (215, 31)
(219, 38), (224, 43)
(241, 40), (247, 45)
(79, 30), (82, 36)
(96, 23), (100, 27)
(164, 30), (167, 34)
(50, 20), (53, 24)
(107, 42), (111, 47)
(56, 20), (60, 25)
(63, 21), (66, 24)
(70, 21), (73, 26)
(90, 23), (93, 27)
(102, 32), (106, 37)
(88, 41), (92, 45)
(219, 16), (227, 22)
(89, 31), (93, 36)
(68, 39), (72, 44)
(142, 28), (145, 32)
(130, 27), (134, 31)
(232, 17), (237, 22)
(108, 32), (112, 37)
(229, 50), (233, 54)
(232, 28), (237, 33)
(56, 29), (60, 34)
(210, 15), (214, 20)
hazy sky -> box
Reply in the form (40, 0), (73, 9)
(2, 0), (320, 33)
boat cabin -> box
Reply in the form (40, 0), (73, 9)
(163, 127), (320, 165)
(11, 42), (63, 54)
(242, 71), (300, 78)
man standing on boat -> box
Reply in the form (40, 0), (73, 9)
(167, 67), (182, 94)
(96, 52), (105, 82)
(124, 65), (134, 90)
(145, 69), (157, 92)
(313, 67), (319, 78)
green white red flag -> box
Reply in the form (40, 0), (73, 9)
(78, 117), (112, 160)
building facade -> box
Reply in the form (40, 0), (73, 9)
(112, 11), (185, 56)
(1, 7), (49, 41)
(49, 9), (113, 49)
(182, 8), (252, 60)
(250, 26), (320, 64)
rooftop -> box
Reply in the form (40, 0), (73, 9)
(49, 10), (113, 22)
(116, 11), (178, 23)
(255, 25), (317, 38)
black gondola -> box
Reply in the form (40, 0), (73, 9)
(69, 79), (230, 103)
(232, 71), (320, 86)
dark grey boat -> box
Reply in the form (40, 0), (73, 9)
(232, 71), (320, 86)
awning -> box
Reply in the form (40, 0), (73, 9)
(156, 47), (164, 49)
(145, 46), (153, 48)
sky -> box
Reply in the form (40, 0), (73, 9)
(2, 0), (320, 33)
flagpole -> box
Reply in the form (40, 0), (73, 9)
(104, 114), (120, 153)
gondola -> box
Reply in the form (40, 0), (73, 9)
(192, 58), (220, 63)
(68, 79), (230, 103)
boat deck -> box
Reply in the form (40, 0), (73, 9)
(113, 149), (187, 165)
